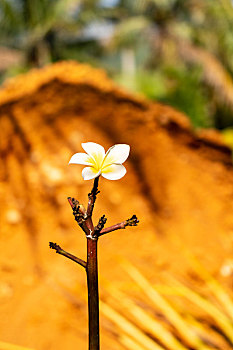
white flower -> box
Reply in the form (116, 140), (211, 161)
(69, 142), (130, 180)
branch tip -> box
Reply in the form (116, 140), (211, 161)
(98, 214), (139, 237)
(49, 242), (86, 268)
(49, 242), (61, 251)
(126, 214), (139, 227)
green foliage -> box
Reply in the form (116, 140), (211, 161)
(160, 66), (212, 128)
(0, 0), (233, 129)
(115, 66), (212, 128)
(115, 70), (166, 99)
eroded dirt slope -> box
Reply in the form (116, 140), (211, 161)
(0, 61), (233, 350)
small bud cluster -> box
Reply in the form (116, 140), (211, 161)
(66, 184), (139, 240)
(49, 242), (61, 252)
(95, 215), (107, 233)
(126, 215), (139, 227)
(69, 197), (87, 224)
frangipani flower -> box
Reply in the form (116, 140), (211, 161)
(69, 142), (130, 180)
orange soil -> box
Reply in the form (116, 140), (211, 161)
(0, 61), (233, 349)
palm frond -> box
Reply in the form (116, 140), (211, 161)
(176, 39), (233, 110)
(166, 277), (233, 344)
(123, 261), (205, 349)
(100, 301), (164, 350)
(104, 284), (189, 350)
(183, 252), (233, 319)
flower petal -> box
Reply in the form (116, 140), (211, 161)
(103, 144), (130, 168)
(82, 166), (101, 180)
(69, 152), (92, 165)
(101, 164), (126, 180)
(82, 142), (106, 170)
(82, 142), (105, 156)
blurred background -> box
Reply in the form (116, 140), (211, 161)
(1, 0), (233, 133)
(1, 1), (233, 350)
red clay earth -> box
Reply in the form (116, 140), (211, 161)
(0, 61), (233, 350)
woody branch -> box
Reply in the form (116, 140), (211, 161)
(50, 175), (138, 350)
(97, 215), (139, 237)
(49, 242), (86, 268)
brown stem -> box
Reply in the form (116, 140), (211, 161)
(98, 215), (139, 237)
(85, 177), (100, 349)
(52, 176), (138, 350)
(98, 221), (127, 236)
(84, 176), (99, 238)
(49, 242), (86, 268)
(86, 237), (99, 350)
(87, 176), (100, 217)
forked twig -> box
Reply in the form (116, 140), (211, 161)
(50, 175), (138, 350)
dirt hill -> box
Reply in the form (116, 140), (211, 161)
(0, 61), (233, 350)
